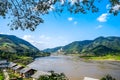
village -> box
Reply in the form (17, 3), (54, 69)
(0, 60), (101, 80)
(0, 60), (51, 80)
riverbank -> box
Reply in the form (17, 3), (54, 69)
(66, 54), (120, 61)
(79, 55), (120, 61)
(28, 55), (120, 80)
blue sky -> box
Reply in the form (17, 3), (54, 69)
(0, 0), (120, 50)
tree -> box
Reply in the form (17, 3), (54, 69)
(38, 71), (68, 80)
(0, 0), (120, 31)
(101, 74), (116, 80)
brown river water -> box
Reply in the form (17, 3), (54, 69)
(28, 55), (120, 80)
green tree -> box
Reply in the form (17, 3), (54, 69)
(38, 71), (68, 80)
(0, 0), (120, 31)
(101, 74), (116, 80)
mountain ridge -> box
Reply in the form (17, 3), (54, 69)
(43, 36), (120, 55)
(0, 34), (39, 53)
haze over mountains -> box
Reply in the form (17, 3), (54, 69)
(44, 36), (120, 56)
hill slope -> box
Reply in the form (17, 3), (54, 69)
(44, 36), (120, 55)
(0, 34), (39, 53)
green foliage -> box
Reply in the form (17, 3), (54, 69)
(0, 34), (51, 65)
(0, 0), (120, 31)
(101, 74), (116, 80)
(46, 36), (120, 56)
(14, 56), (33, 66)
(43, 47), (63, 53)
(38, 71), (68, 80)
(0, 75), (4, 80)
(0, 34), (39, 53)
(0, 69), (4, 80)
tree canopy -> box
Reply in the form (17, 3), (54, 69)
(0, 0), (120, 31)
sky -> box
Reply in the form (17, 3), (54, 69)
(0, 0), (120, 50)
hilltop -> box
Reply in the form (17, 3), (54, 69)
(0, 34), (50, 63)
(43, 36), (120, 56)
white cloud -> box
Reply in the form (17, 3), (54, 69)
(23, 35), (34, 43)
(0, 32), (3, 34)
(22, 35), (51, 50)
(39, 35), (51, 41)
(106, 4), (120, 12)
(68, 17), (73, 21)
(0, 32), (9, 35)
(96, 25), (103, 29)
(112, 4), (120, 11)
(22, 35), (69, 50)
(74, 21), (78, 25)
(97, 13), (109, 22)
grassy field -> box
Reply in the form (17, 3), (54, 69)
(0, 75), (4, 80)
(13, 56), (33, 66)
(0, 70), (4, 80)
(80, 54), (120, 61)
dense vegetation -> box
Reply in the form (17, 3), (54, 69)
(0, 34), (50, 64)
(100, 74), (116, 80)
(0, 0), (120, 31)
(0, 69), (4, 80)
(44, 36), (120, 57)
(38, 71), (68, 80)
(0, 34), (39, 53)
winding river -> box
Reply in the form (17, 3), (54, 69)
(28, 55), (120, 80)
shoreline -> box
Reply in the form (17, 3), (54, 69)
(65, 54), (120, 62)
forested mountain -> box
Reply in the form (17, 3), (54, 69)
(0, 34), (50, 60)
(0, 34), (39, 53)
(44, 36), (120, 55)
(43, 46), (62, 53)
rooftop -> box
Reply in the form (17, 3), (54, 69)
(0, 60), (8, 64)
(12, 65), (24, 70)
(8, 62), (17, 68)
(20, 67), (35, 73)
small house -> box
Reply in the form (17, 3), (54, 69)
(8, 62), (17, 68)
(0, 60), (9, 68)
(12, 65), (24, 73)
(31, 71), (51, 80)
(20, 67), (36, 78)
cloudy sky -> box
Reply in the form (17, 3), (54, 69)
(0, 0), (120, 50)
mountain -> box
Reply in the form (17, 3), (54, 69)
(0, 34), (39, 53)
(43, 46), (62, 53)
(43, 36), (120, 55)
(62, 40), (92, 53)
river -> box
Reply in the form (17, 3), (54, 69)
(28, 55), (120, 80)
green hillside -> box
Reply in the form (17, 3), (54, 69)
(44, 36), (120, 56)
(0, 34), (39, 53)
(0, 34), (50, 62)
(44, 46), (62, 53)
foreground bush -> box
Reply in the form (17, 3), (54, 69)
(101, 74), (116, 80)
(38, 71), (69, 80)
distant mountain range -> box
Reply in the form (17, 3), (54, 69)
(0, 34), (39, 53)
(43, 36), (120, 56)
